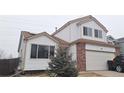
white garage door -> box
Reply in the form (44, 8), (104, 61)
(86, 51), (115, 70)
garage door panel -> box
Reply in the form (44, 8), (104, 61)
(86, 51), (115, 70)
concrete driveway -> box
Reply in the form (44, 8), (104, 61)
(79, 71), (124, 77)
(92, 71), (124, 77)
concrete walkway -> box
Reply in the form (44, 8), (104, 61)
(92, 71), (124, 77)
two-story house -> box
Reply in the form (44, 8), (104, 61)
(18, 15), (119, 71)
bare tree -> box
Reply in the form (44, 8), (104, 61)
(0, 49), (14, 59)
(8, 54), (13, 59)
(0, 49), (6, 59)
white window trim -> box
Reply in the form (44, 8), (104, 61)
(83, 26), (93, 37)
(94, 29), (103, 39)
(30, 44), (55, 59)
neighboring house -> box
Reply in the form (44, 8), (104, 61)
(115, 38), (124, 54)
(18, 15), (119, 71)
(107, 35), (115, 44)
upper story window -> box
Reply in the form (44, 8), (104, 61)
(94, 29), (102, 38)
(30, 44), (55, 59)
(83, 27), (92, 37)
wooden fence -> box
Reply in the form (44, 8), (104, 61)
(0, 58), (19, 75)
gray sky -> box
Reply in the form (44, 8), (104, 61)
(0, 15), (124, 57)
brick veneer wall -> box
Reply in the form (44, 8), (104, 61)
(115, 47), (120, 56)
(76, 42), (86, 71)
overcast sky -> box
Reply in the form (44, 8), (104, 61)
(0, 15), (124, 57)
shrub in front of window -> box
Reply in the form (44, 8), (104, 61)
(48, 46), (78, 77)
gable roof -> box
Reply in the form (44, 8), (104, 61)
(18, 31), (69, 52)
(116, 37), (124, 43)
(52, 15), (108, 35)
(26, 32), (59, 42)
(22, 31), (36, 39)
(18, 31), (35, 52)
(25, 32), (69, 46)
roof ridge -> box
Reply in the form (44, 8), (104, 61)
(52, 15), (108, 35)
(68, 15), (92, 23)
(52, 15), (99, 35)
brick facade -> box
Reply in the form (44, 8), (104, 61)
(115, 47), (120, 56)
(76, 42), (86, 71)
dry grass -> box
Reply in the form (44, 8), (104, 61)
(20, 71), (103, 77)
(79, 71), (103, 77)
(20, 71), (48, 77)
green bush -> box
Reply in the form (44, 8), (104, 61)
(48, 46), (78, 77)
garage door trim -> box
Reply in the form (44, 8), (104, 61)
(86, 49), (115, 54)
(86, 50), (115, 70)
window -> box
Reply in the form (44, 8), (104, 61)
(99, 31), (102, 38)
(31, 44), (37, 58)
(38, 45), (49, 58)
(83, 27), (92, 37)
(94, 29), (102, 38)
(94, 29), (99, 38)
(30, 44), (55, 59)
(50, 46), (55, 57)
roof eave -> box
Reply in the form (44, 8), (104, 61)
(52, 15), (109, 36)
(26, 32), (61, 45)
(70, 39), (117, 48)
